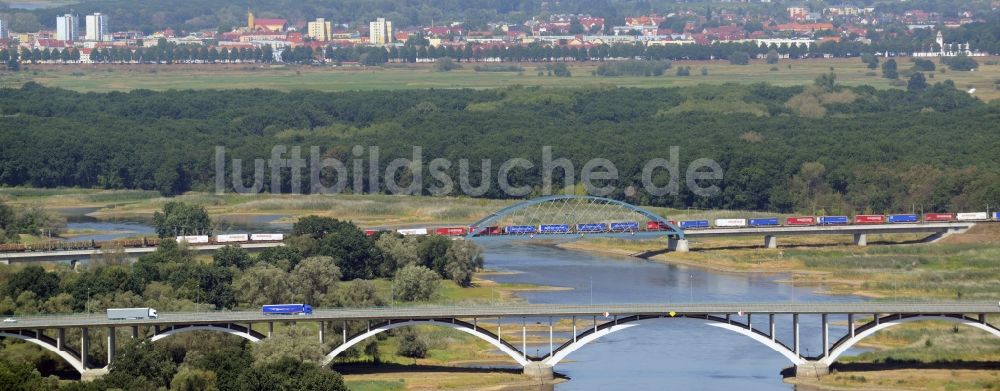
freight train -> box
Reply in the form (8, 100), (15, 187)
(0, 233), (284, 253)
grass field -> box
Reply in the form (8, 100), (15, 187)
(5, 57), (1000, 101)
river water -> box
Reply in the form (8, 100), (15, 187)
(61, 214), (863, 389)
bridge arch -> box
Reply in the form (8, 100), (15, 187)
(822, 314), (1000, 366)
(541, 315), (803, 367)
(467, 195), (684, 239)
(0, 331), (84, 374)
(150, 324), (265, 343)
(322, 319), (530, 367)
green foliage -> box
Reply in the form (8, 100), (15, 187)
(0, 357), (56, 390)
(170, 367), (219, 391)
(442, 240), (484, 286)
(942, 54), (979, 71)
(290, 256), (342, 305)
(393, 264), (439, 302)
(152, 202), (212, 237)
(552, 63), (571, 77)
(396, 327), (428, 359)
(814, 72), (837, 90)
(595, 60), (671, 77)
(907, 72), (928, 92)
(213, 245), (253, 270)
(233, 264), (292, 306)
(882, 59), (898, 79)
(765, 49), (780, 65)
(434, 57), (461, 72)
(912, 58), (936, 72)
(106, 339), (178, 389)
(728, 51), (750, 65)
(861, 53), (879, 69)
(3, 266), (60, 301)
(251, 325), (326, 366)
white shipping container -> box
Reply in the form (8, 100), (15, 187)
(956, 212), (989, 221)
(714, 218), (748, 227)
(396, 228), (429, 236)
(250, 233), (284, 241)
(176, 235), (209, 244)
(216, 234), (250, 243)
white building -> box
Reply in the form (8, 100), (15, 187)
(56, 14), (79, 41)
(85, 13), (108, 41)
(0, 19), (8, 40)
(369, 17), (392, 45)
(307, 18), (331, 41)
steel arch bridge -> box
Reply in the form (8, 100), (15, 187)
(465, 195), (684, 241)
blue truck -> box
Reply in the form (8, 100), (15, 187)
(817, 216), (849, 225)
(539, 224), (570, 234)
(262, 304), (313, 315)
(887, 214), (919, 223)
(748, 218), (779, 227)
(504, 225), (536, 234)
(680, 220), (710, 229)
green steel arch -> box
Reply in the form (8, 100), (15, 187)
(466, 195), (684, 240)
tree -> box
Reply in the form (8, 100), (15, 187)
(396, 327), (428, 359)
(170, 367), (218, 391)
(442, 240), (484, 286)
(417, 235), (450, 273)
(0, 357), (57, 390)
(106, 339), (178, 389)
(814, 72), (837, 90)
(882, 59), (898, 79)
(569, 18), (585, 35)
(728, 51), (750, 65)
(942, 54), (978, 71)
(4, 265), (60, 300)
(552, 62), (571, 77)
(765, 49), (780, 64)
(251, 324), (326, 366)
(152, 202), (212, 237)
(290, 256), (342, 305)
(213, 245), (253, 269)
(233, 264), (292, 306)
(393, 265), (439, 302)
(434, 57), (461, 72)
(375, 234), (419, 271)
(907, 72), (928, 92)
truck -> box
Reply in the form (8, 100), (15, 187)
(107, 308), (158, 320)
(262, 304), (313, 315)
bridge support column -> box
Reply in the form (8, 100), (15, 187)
(769, 314), (775, 342)
(853, 233), (867, 247)
(795, 361), (830, 378)
(764, 235), (777, 249)
(668, 238), (689, 253)
(81, 327), (90, 370)
(821, 314), (829, 357)
(131, 325), (138, 339)
(319, 321), (325, 343)
(523, 362), (554, 381)
(107, 327), (116, 363)
(268, 322), (274, 338)
(792, 314), (800, 358)
(57, 328), (65, 351)
(848, 314), (855, 338)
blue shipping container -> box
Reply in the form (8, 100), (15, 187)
(263, 304), (313, 315)
(505, 225), (536, 234)
(576, 223), (606, 232)
(749, 218), (779, 227)
(609, 222), (639, 231)
(540, 224), (570, 233)
(818, 216), (849, 225)
(680, 220), (710, 229)
(887, 214), (919, 223)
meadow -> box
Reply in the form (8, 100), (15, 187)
(6, 56), (1000, 101)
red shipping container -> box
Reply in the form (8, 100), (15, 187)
(363, 229), (378, 236)
(786, 216), (816, 225)
(646, 221), (662, 230)
(435, 227), (467, 236)
(854, 215), (886, 224)
(924, 213), (955, 222)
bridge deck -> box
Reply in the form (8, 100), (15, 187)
(2, 302), (996, 330)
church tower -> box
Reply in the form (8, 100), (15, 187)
(936, 31), (944, 54)
(248, 9), (255, 31)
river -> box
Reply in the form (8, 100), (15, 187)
(61, 214), (864, 389)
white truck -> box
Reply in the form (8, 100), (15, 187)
(106, 308), (158, 320)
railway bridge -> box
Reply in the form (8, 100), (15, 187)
(1, 303), (997, 380)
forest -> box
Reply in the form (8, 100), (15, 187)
(0, 80), (998, 214)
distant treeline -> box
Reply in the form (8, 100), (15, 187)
(0, 82), (997, 214)
(595, 60), (671, 76)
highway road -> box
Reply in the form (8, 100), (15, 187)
(2, 302), (997, 330)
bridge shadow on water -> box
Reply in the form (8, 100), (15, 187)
(331, 362), (567, 390)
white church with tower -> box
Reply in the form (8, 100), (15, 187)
(912, 30), (986, 57)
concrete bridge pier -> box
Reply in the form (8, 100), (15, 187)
(667, 238), (690, 252)
(795, 361), (830, 377)
(523, 362), (554, 380)
(853, 233), (868, 246)
(764, 235), (777, 249)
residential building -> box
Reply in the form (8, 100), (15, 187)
(369, 17), (392, 45)
(56, 14), (79, 41)
(787, 7), (808, 21)
(307, 18), (331, 41)
(0, 19), (7, 40)
(85, 13), (108, 41)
